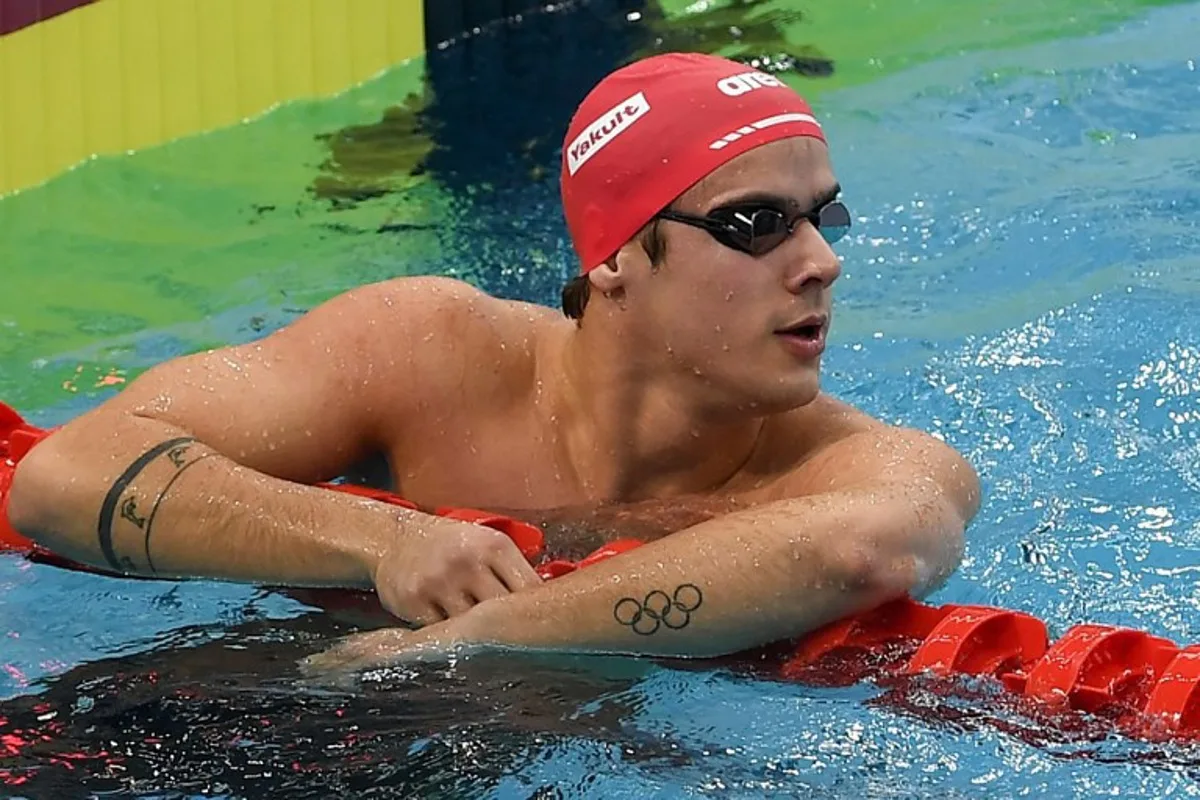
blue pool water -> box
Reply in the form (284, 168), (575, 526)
(3, 2), (1200, 797)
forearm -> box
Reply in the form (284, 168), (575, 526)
(465, 484), (966, 658)
(7, 412), (395, 587)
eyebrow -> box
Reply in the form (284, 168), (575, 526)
(708, 183), (842, 214)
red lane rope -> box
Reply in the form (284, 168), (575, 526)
(3, 401), (1197, 741)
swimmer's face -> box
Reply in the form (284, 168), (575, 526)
(615, 137), (844, 413)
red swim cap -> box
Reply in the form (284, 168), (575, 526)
(560, 52), (827, 273)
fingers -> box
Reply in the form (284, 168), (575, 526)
(300, 625), (465, 679)
(469, 570), (513, 604)
(374, 523), (546, 623)
(378, 579), (477, 624)
(416, 558), (539, 623)
(436, 564), (528, 619)
(394, 600), (445, 627)
(491, 550), (544, 592)
(375, 576), (446, 626)
(436, 590), (476, 619)
(299, 628), (411, 676)
(381, 578), (507, 625)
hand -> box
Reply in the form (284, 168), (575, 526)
(373, 514), (543, 624)
(299, 622), (465, 677)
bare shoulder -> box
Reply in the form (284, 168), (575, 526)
(350, 274), (517, 331)
(757, 392), (884, 466)
(761, 393), (981, 518)
(249, 273), (557, 425)
(359, 275), (555, 411)
(334, 275), (543, 356)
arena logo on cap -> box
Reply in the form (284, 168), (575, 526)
(566, 92), (651, 176)
(716, 71), (785, 97)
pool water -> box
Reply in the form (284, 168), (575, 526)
(3, 0), (1200, 796)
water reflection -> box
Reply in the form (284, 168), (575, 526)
(309, 0), (834, 210)
(0, 613), (672, 797)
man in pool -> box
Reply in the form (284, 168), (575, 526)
(7, 52), (979, 664)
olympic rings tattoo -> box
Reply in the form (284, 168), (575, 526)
(612, 584), (704, 635)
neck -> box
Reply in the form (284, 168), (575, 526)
(544, 315), (764, 503)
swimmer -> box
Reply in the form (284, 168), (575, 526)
(7, 53), (980, 665)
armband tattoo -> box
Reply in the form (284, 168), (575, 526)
(97, 438), (216, 574)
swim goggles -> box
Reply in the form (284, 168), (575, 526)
(654, 199), (851, 256)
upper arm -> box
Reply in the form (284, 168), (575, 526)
(779, 394), (982, 527)
(63, 276), (499, 485)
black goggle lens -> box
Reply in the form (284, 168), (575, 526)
(707, 201), (852, 255)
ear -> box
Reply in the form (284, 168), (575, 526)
(587, 238), (651, 297)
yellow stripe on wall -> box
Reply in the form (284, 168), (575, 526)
(0, 0), (424, 197)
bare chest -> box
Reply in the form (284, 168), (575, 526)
(387, 415), (585, 511)
(383, 424), (809, 516)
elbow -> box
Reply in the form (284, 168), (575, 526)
(5, 436), (66, 547)
(825, 541), (911, 601)
(903, 523), (967, 598)
(826, 506), (967, 601)
(7, 451), (47, 538)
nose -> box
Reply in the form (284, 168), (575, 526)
(782, 222), (842, 293)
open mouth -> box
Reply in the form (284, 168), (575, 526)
(777, 323), (822, 340)
(775, 320), (825, 340)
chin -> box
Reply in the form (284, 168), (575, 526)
(777, 373), (822, 410)
(737, 365), (822, 416)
